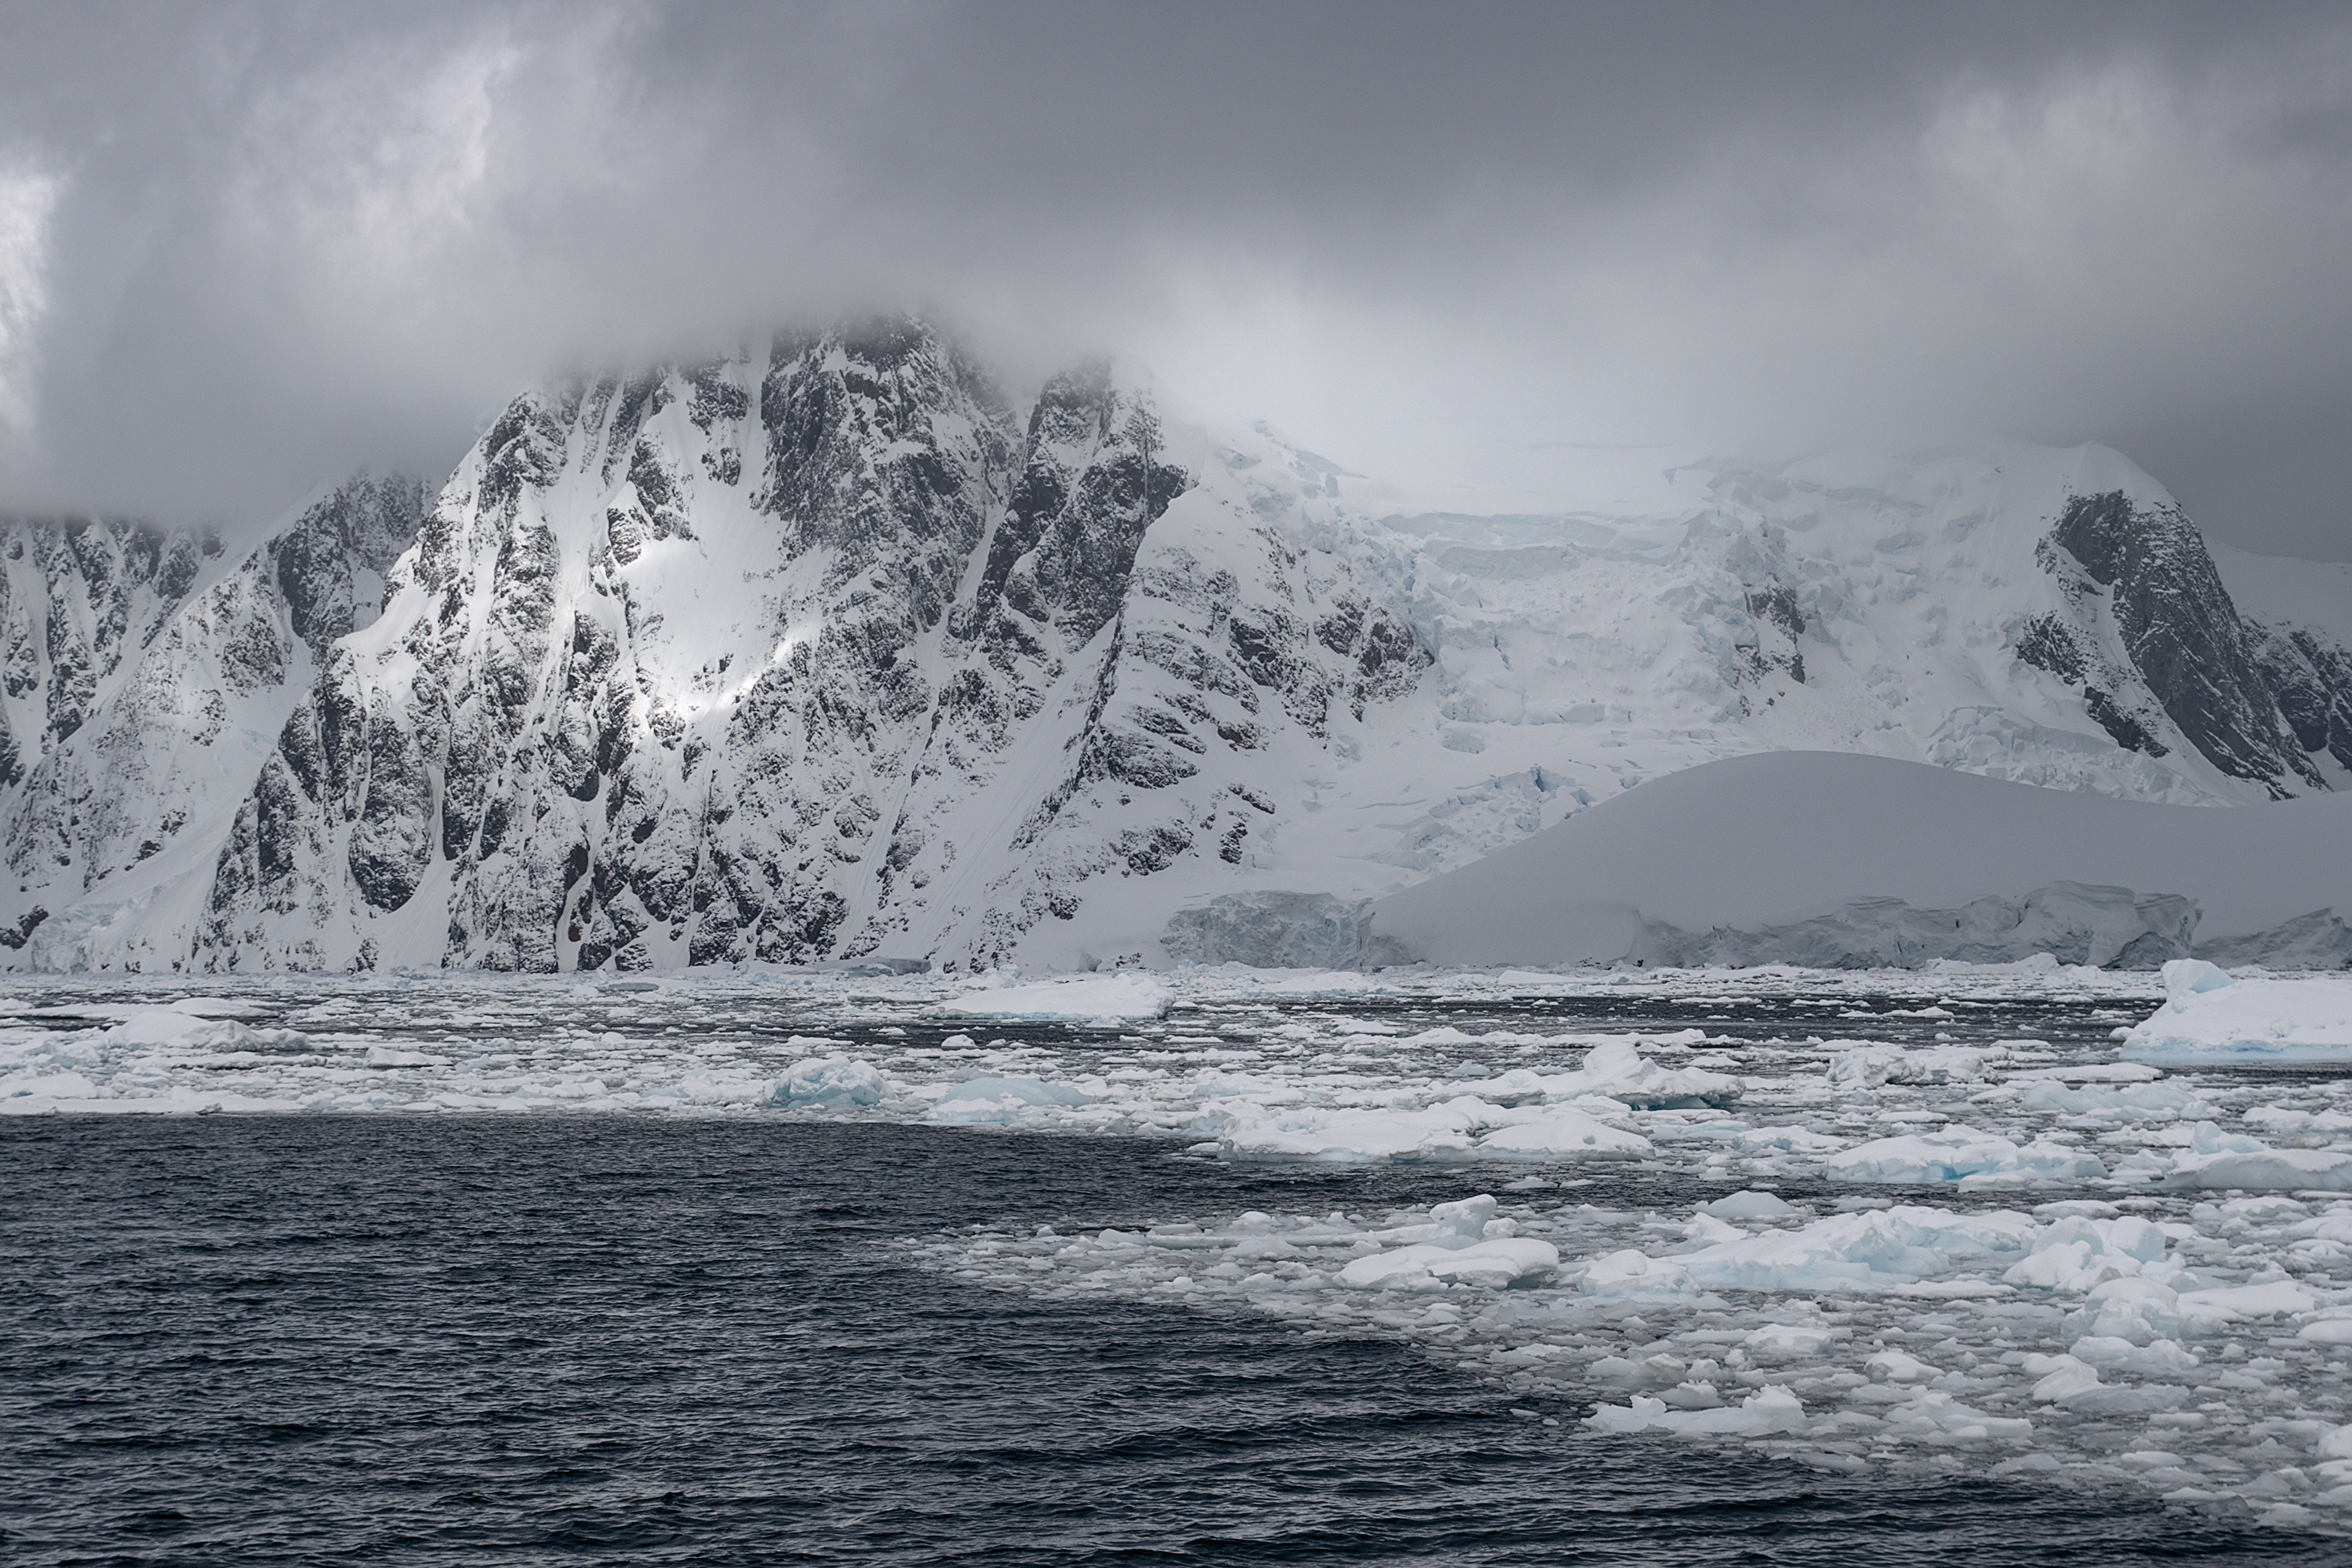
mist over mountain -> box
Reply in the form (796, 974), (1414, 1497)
(0, 317), (2343, 973)
(3, 3), (2352, 561)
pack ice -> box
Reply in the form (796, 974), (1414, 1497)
(9, 957), (2352, 1527)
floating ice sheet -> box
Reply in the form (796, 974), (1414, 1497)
(2123, 961), (2352, 1064)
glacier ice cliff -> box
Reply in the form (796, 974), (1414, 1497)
(1365, 751), (2352, 971)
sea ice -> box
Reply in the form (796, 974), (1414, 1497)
(771, 1056), (888, 1108)
(941, 973), (1172, 1022)
(1213, 1097), (1651, 1164)
(2123, 961), (2352, 1063)
(1578, 1249), (1701, 1301)
(1825, 1127), (2107, 1185)
(1337, 1237), (1561, 1291)
(1535, 1038), (1745, 1108)
(1585, 1385), (1807, 1437)
(2163, 1147), (2352, 1193)
(928, 1075), (1098, 1124)
(909, 1175), (2352, 1526)
(1677, 1205), (2038, 1293)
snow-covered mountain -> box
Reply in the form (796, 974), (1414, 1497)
(0, 477), (425, 967)
(2, 316), (2347, 973)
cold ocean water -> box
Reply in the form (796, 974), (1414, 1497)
(7, 967), (2352, 1561)
(0, 1116), (2320, 1566)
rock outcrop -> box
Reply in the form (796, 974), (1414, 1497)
(2, 325), (2350, 972)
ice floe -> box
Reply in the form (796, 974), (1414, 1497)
(2123, 961), (2352, 1064)
(939, 972), (1172, 1022)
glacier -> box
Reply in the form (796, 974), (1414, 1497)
(0, 317), (2347, 973)
(1365, 750), (2352, 971)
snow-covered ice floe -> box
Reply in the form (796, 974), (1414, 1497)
(937, 971), (1174, 1022)
(2123, 960), (2352, 1065)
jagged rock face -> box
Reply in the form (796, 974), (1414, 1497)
(197, 323), (1383, 973)
(170, 412), (2352, 973)
(2247, 621), (2352, 774)
(2037, 491), (2321, 795)
(0, 476), (425, 965)
(8, 327), (2352, 973)
(0, 517), (217, 785)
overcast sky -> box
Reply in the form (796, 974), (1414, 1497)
(2, 1), (2350, 557)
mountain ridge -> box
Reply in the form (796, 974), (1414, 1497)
(0, 316), (2346, 972)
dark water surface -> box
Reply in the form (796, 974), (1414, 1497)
(0, 1116), (2324, 1565)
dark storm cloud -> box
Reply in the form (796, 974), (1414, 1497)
(0, 1), (2349, 557)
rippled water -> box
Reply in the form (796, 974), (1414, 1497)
(3, 1113), (2331, 1565)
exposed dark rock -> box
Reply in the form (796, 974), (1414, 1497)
(2041, 491), (2315, 792)
(2247, 621), (2352, 773)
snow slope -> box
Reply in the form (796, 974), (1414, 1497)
(0, 477), (425, 970)
(1, 317), (2349, 973)
(1369, 751), (2352, 969)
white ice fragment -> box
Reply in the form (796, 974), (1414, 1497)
(0, 1068), (100, 1103)
(940, 1074), (1091, 1106)
(1217, 1102), (1482, 1162)
(1881, 1389), (2033, 1441)
(105, 1007), (309, 1055)
(2163, 959), (2235, 1000)
(1430, 1194), (1499, 1238)
(364, 1045), (449, 1068)
(1585, 1384), (1806, 1437)
(1335, 1237), (1560, 1291)
(1747, 1322), (1837, 1358)
(2074, 1277), (2185, 1343)
(1217, 1098), (1649, 1164)
(2123, 969), (2352, 1064)
(2029, 1355), (2103, 1402)
(771, 1056), (887, 1108)
(2017, 1080), (2213, 1121)
(1865, 1349), (1936, 1383)
(1553, 1038), (1743, 1108)
(1825, 1126), (2106, 1185)
(2175, 1280), (2320, 1323)
(2002, 1214), (2169, 1293)
(940, 973), (1171, 1021)
(1473, 1108), (1653, 1161)
(1578, 1249), (1700, 1301)
(927, 1075), (1096, 1123)
(1702, 1189), (1799, 1223)
(1676, 1204), (2036, 1294)
(1827, 1043), (2003, 1088)
(2165, 1145), (2352, 1193)
(2071, 1335), (2200, 1374)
